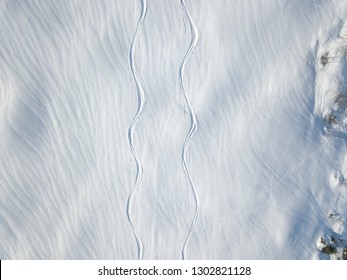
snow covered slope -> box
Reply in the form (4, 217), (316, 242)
(1, 0), (347, 259)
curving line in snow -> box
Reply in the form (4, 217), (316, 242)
(126, 0), (147, 260)
(179, 0), (200, 260)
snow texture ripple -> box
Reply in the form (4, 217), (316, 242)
(126, 0), (147, 260)
(3, 0), (347, 260)
(179, 0), (200, 260)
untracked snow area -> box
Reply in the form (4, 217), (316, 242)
(1, 0), (347, 260)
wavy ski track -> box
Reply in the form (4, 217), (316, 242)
(179, 0), (200, 260)
(126, 0), (147, 260)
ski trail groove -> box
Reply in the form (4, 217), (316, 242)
(126, 0), (147, 260)
(179, 0), (200, 260)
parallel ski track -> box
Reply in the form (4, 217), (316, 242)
(126, 0), (147, 260)
(179, 0), (200, 260)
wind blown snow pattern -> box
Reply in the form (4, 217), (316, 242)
(1, 0), (347, 260)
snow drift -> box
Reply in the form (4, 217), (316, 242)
(1, 0), (347, 259)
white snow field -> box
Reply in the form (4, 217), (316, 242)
(1, 0), (347, 260)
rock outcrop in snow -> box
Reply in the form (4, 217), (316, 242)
(315, 21), (347, 260)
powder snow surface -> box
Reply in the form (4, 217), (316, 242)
(1, 0), (347, 259)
